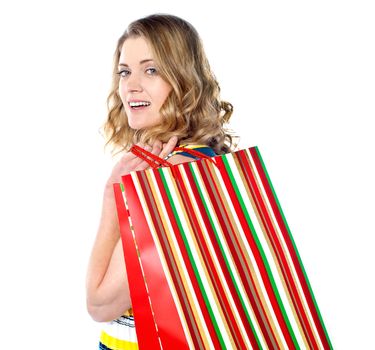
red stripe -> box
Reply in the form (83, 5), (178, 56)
(181, 162), (262, 349)
(114, 183), (161, 350)
(237, 150), (301, 349)
(151, 168), (213, 349)
(250, 148), (330, 349)
(123, 174), (190, 350)
(175, 163), (247, 349)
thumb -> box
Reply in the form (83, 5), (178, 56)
(160, 136), (178, 159)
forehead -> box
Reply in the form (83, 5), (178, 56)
(119, 36), (154, 64)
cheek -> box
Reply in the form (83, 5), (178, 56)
(118, 84), (127, 105)
(118, 82), (124, 97)
(156, 84), (172, 106)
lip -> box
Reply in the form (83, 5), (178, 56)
(127, 99), (151, 112)
(127, 99), (151, 103)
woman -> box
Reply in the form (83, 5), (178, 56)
(86, 14), (235, 349)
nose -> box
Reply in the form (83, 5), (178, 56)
(125, 72), (143, 93)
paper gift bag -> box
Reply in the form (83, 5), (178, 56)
(113, 146), (332, 350)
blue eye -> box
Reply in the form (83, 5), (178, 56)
(146, 67), (157, 75)
(117, 69), (130, 78)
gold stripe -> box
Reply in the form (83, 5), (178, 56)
(100, 330), (138, 350)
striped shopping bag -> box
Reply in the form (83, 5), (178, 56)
(113, 146), (332, 350)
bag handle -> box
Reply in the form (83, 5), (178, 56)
(130, 144), (217, 168)
(131, 144), (172, 168)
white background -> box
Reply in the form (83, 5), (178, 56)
(0, 0), (374, 348)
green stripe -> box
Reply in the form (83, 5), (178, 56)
(223, 154), (301, 349)
(159, 167), (227, 348)
(120, 182), (125, 192)
(189, 161), (264, 349)
(254, 146), (333, 349)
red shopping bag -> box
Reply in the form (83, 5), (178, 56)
(113, 146), (332, 349)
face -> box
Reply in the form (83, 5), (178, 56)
(118, 36), (172, 130)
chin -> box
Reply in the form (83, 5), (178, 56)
(128, 122), (147, 130)
(128, 120), (160, 131)
(127, 118), (142, 130)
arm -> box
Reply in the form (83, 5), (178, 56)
(86, 138), (184, 322)
(85, 182), (130, 322)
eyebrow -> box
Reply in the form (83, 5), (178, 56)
(118, 59), (154, 67)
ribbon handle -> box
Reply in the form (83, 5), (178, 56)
(131, 144), (172, 168)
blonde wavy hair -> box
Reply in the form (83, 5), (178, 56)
(104, 14), (237, 155)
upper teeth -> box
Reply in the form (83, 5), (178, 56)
(129, 101), (150, 107)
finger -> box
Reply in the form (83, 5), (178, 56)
(151, 140), (162, 155)
(123, 142), (143, 161)
(122, 142), (144, 157)
(134, 160), (150, 171)
(133, 142), (145, 150)
(159, 136), (178, 159)
(120, 154), (143, 170)
(121, 143), (146, 167)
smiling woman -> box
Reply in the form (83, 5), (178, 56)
(85, 13), (236, 350)
(117, 37), (173, 131)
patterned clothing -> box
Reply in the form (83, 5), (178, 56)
(99, 309), (137, 350)
(98, 145), (215, 350)
(171, 144), (216, 159)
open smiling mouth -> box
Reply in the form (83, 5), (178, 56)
(128, 101), (151, 109)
